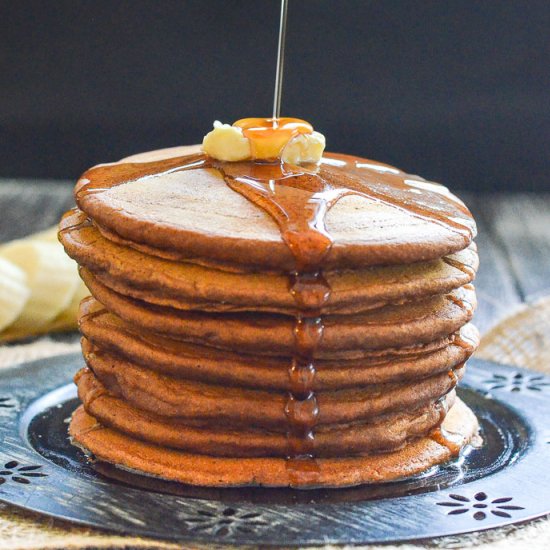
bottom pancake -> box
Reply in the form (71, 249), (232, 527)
(70, 399), (479, 488)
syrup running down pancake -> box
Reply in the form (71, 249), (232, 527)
(61, 121), (480, 488)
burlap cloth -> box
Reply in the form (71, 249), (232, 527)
(1, 298), (550, 550)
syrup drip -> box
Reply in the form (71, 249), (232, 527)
(59, 208), (94, 236)
(82, 378), (106, 408)
(442, 256), (476, 278)
(430, 427), (464, 456)
(78, 303), (108, 327)
(446, 364), (463, 397)
(429, 388), (463, 456)
(75, 144), (477, 486)
(212, 159), (336, 486)
(453, 330), (477, 351)
(77, 421), (104, 437)
(79, 309), (105, 324)
(428, 363), (463, 456)
(448, 369), (458, 386)
(447, 292), (475, 315)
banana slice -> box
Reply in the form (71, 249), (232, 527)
(31, 226), (60, 243)
(0, 226), (59, 254)
(0, 257), (30, 332)
(0, 241), (79, 331)
(49, 279), (90, 331)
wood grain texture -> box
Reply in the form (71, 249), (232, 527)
(0, 180), (72, 242)
(464, 193), (523, 333)
(480, 194), (550, 301)
(1, 181), (549, 335)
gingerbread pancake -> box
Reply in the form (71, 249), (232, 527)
(79, 270), (476, 356)
(61, 208), (478, 315)
(76, 368), (458, 457)
(74, 151), (476, 272)
(79, 299), (479, 391)
(61, 136), (480, 489)
(70, 399), (478, 488)
(81, 343), (465, 429)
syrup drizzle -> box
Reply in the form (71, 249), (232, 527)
(77, 297), (109, 330)
(234, 117), (312, 160)
(447, 291), (475, 316)
(442, 256), (476, 278)
(75, 148), (476, 486)
(59, 208), (93, 236)
(453, 329), (477, 351)
(428, 370), (464, 455)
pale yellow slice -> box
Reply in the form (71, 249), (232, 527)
(0, 241), (79, 331)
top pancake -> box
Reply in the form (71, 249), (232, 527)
(60, 208), (478, 315)
(74, 146), (477, 271)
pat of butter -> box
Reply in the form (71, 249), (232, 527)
(282, 131), (326, 165)
(202, 121), (326, 164)
(202, 121), (251, 162)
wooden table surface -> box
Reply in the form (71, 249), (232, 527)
(1, 179), (549, 334)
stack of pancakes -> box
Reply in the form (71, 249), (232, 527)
(60, 145), (479, 488)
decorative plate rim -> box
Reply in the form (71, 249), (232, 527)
(0, 353), (548, 546)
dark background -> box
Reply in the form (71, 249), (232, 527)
(1, 0), (549, 191)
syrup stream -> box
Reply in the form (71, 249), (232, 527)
(272, 0), (289, 119)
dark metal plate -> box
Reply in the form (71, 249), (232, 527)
(0, 353), (549, 545)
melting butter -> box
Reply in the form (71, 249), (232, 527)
(202, 118), (326, 164)
(202, 121), (251, 162)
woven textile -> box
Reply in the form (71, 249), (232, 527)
(1, 298), (550, 550)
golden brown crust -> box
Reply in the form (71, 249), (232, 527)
(76, 369), (456, 457)
(80, 345), (465, 428)
(78, 300), (478, 391)
(63, 146), (480, 487)
(60, 208), (478, 315)
(73, 151), (476, 272)
(79, 269), (476, 357)
(69, 399), (478, 488)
